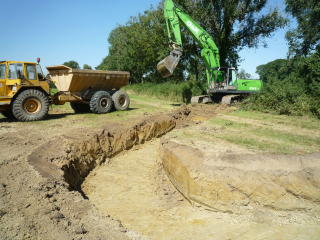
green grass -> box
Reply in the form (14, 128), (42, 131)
(123, 81), (206, 103)
(0, 93), (182, 126)
(208, 121), (318, 154)
(227, 109), (320, 131)
(169, 109), (320, 155)
(50, 88), (59, 95)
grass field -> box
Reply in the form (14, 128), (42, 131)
(0, 94), (182, 128)
(167, 109), (320, 155)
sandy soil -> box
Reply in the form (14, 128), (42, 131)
(1, 102), (319, 239)
(82, 139), (320, 239)
(0, 113), (130, 239)
(0, 103), (216, 239)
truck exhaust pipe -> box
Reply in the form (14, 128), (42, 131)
(157, 48), (183, 78)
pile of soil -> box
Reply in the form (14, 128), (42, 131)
(160, 138), (320, 213)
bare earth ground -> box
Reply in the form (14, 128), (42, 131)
(1, 96), (319, 239)
(0, 97), (216, 239)
(83, 139), (320, 239)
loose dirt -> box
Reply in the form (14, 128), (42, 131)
(1, 100), (319, 239)
(0, 101), (215, 239)
(82, 138), (320, 239)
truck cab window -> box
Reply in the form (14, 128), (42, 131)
(0, 64), (5, 79)
(36, 65), (44, 80)
(8, 63), (23, 79)
(26, 65), (37, 80)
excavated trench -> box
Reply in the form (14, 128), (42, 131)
(27, 105), (320, 239)
(62, 107), (191, 193)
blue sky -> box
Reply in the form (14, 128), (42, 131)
(1, 0), (293, 78)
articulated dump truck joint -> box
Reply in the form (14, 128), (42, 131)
(157, 48), (183, 78)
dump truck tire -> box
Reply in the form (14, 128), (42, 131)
(70, 102), (91, 113)
(0, 110), (15, 119)
(112, 90), (130, 111)
(12, 89), (49, 122)
(90, 91), (113, 114)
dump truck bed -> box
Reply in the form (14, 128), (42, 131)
(46, 65), (130, 92)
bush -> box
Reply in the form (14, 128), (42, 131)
(245, 52), (320, 118)
(243, 77), (320, 118)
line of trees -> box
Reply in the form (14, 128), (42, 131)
(246, 0), (320, 117)
(63, 61), (92, 70)
(96, 0), (287, 84)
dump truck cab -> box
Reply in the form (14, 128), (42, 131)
(0, 60), (51, 121)
(0, 60), (50, 112)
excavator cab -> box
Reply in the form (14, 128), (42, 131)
(213, 67), (238, 90)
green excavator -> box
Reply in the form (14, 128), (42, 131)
(157, 0), (263, 104)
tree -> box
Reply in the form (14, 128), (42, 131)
(237, 69), (253, 79)
(97, 0), (288, 83)
(96, 6), (186, 84)
(83, 64), (92, 70)
(63, 61), (80, 69)
(285, 0), (320, 56)
(174, 0), (288, 73)
(255, 59), (288, 82)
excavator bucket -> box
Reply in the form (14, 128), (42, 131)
(157, 48), (183, 78)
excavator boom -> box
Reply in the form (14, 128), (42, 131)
(157, 0), (263, 104)
(157, 0), (220, 79)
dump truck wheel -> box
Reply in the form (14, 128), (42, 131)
(0, 110), (15, 119)
(12, 89), (49, 122)
(70, 102), (91, 113)
(112, 90), (130, 111)
(90, 91), (113, 114)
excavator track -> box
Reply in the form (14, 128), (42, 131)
(221, 95), (241, 105)
(191, 95), (213, 104)
(191, 94), (241, 105)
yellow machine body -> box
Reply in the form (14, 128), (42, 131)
(0, 61), (130, 121)
(0, 60), (49, 111)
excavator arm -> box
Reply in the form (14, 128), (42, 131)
(158, 0), (263, 103)
(157, 0), (220, 82)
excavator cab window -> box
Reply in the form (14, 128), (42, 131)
(228, 69), (237, 85)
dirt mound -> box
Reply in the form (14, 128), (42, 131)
(160, 138), (320, 213)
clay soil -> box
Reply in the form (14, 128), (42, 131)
(0, 98), (319, 240)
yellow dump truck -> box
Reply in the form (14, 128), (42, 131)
(0, 60), (130, 122)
